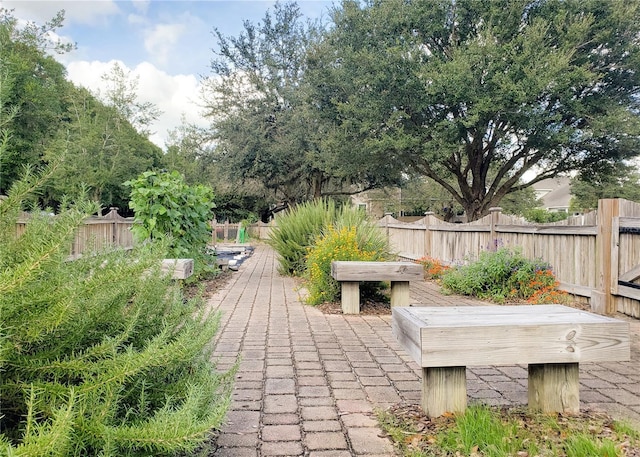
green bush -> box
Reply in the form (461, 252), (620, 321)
(125, 170), (216, 280)
(441, 248), (568, 304)
(267, 199), (338, 276)
(0, 169), (234, 456)
(524, 208), (569, 223)
(305, 207), (392, 305)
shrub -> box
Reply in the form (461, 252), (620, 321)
(305, 207), (391, 305)
(267, 199), (338, 276)
(524, 208), (569, 223)
(415, 256), (450, 280)
(441, 247), (568, 304)
(125, 170), (216, 280)
(0, 169), (234, 455)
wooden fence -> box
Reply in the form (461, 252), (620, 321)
(210, 219), (241, 243)
(31, 199), (637, 318)
(16, 212), (257, 259)
(379, 198), (640, 318)
(17, 208), (135, 259)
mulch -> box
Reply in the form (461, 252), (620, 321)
(316, 298), (392, 315)
(314, 289), (591, 316)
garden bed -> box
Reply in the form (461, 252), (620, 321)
(379, 402), (640, 457)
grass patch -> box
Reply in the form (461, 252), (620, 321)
(378, 403), (640, 456)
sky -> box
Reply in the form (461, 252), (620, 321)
(4, 0), (334, 148)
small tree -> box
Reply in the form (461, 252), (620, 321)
(0, 167), (234, 455)
(125, 170), (215, 276)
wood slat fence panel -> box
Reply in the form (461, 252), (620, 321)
(16, 208), (135, 259)
(378, 200), (640, 319)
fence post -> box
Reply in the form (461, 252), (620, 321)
(223, 220), (229, 242)
(105, 207), (120, 244)
(384, 213), (392, 246)
(424, 212), (434, 257)
(593, 199), (619, 315)
(489, 207), (502, 251)
(210, 219), (217, 245)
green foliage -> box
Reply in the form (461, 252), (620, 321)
(378, 404), (638, 457)
(0, 168), (234, 456)
(440, 248), (567, 304)
(0, 9), (163, 210)
(267, 199), (338, 276)
(205, 1), (324, 205)
(564, 434), (620, 457)
(204, 2), (400, 207)
(98, 62), (162, 138)
(47, 85), (163, 211)
(305, 210), (391, 305)
(570, 162), (640, 212)
(500, 186), (541, 218)
(125, 171), (215, 278)
(439, 406), (536, 457)
(524, 208), (569, 223)
(320, 0), (640, 221)
(0, 9), (72, 197)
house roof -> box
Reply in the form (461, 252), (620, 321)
(531, 177), (571, 210)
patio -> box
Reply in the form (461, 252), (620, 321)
(206, 245), (640, 456)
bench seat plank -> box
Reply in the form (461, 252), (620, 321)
(331, 261), (423, 282)
(393, 305), (630, 367)
(392, 305), (630, 417)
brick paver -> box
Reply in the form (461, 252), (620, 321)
(207, 245), (640, 456)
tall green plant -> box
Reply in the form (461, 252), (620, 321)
(267, 198), (338, 275)
(125, 170), (215, 278)
(0, 168), (234, 456)
(305, 213), (392, 305)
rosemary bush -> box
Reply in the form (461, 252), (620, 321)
(0, 169), (234, 456)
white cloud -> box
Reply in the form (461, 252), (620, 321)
(127, 13), (148, 25)
(4, 0), (121, 26)
(143, 22), (186, 66)
(66, 59), (207, 149)
(131, 0), (150, 14)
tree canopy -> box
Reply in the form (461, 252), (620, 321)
(316, 0), (640, 220)
(0, 9), (162, 211)
(202, 1), (403, 217)
(5, 2), (640, 221)
(571, 162), (640, 212)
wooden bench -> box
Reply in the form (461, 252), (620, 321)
(330, 261), (423, 314)
(392, 305), (630, 417)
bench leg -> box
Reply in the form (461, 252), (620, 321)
(390, 281), (410, 307)
(528, 363), (579, 414)
(341, 281), (360, 314)
(422, 366), (467, 418)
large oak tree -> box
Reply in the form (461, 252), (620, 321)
(318, 0), (640, 220)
